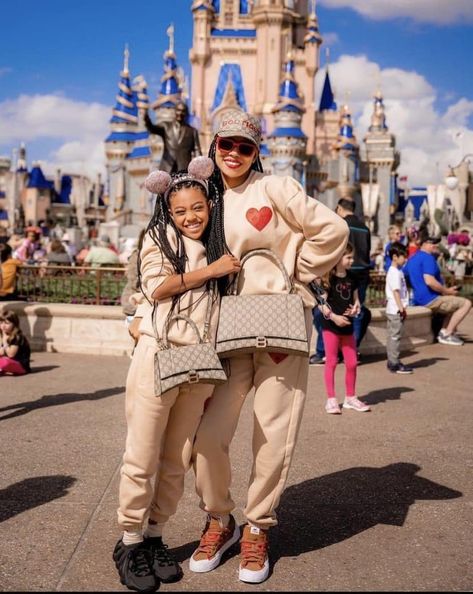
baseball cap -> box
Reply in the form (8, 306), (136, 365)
(217, 110), (262, 146)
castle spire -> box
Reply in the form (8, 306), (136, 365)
(127, 75), (152, 161)
(152, 24), (183, 111)
(304, 0), (322, 45)
(336, 102), (358, 154)
(273, 52), (305, 114)
(109, 44), (138, 125)
(369, 87), (389, 132)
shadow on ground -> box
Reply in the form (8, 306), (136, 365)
(271, 462), (462, 564)
(0, 386), (125, 421)
(0, 475), (77, 522)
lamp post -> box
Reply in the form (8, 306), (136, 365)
(445, 153), (473, 190)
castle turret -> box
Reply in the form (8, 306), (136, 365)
(314, 53), (339, 163)
(104, 46), (138, 215)
(267, 53), (307, 184)
(362, 88), (400, 238)
(152, 24), (183, 123)
(303, 0), (322, 154)
(127, 76), (152, 171)
(104, 45), (138, 164)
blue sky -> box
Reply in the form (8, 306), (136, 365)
(1, 0), (472, 186)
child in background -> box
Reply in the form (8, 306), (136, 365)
(385, 242), (413, 374)
(318, 243), (370, 414)
(0, 310), (31, 375)
(113, 157), (240, 593)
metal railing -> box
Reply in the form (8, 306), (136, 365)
(12, 265), (473, 307)
(16, 264), (127, 306)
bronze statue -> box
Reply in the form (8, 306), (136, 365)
(144, 102), (202, 174)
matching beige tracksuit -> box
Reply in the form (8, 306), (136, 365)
(193, 171), (349, 529)
(117, 230), (219, 531)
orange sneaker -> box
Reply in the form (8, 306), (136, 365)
(239, 524), (269, 583)
(189, 514), (239, 573)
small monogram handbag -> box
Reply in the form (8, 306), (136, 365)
(215, 249), (309, 357)
(154, 284), (227, 396)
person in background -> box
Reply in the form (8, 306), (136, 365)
(120, 231), (147, 346)
(0, 309), (31, 375)
(406, 225), (420, 259)
(317, 242), (370, 414)
(46, 239), (73, 266)
(385, 242), (413, 374)
(13, 228), (41, 264)
(404, 231), (471, 346)
(84, 235), (120, 267)
(335, 198), (372, 357)
(383, 225), (404, 272)
(0, 244), (22, 301)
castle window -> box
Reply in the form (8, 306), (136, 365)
(239, 0), (249, 13)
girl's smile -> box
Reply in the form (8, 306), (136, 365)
(168, 187), (210, 240)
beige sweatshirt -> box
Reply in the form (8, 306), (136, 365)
(223, 171), (349, 307)
(138, 229), (218, 346)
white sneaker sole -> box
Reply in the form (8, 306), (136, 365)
(342, 402), (370, 412)
(189, 522), (240, 573)
(437, 337), (464, 346)
(239, 558), (270, 583)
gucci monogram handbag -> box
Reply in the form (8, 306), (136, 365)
(215, 249), (309, 357)
(154, 285), (227, 396)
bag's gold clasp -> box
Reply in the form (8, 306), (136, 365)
(255, 336), (267, 348)
(188, 370), (200, 383)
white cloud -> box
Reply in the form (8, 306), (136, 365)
(319, 0), (473, 25)
(0, 94), (110, 177)
(315, 54), (473, 185)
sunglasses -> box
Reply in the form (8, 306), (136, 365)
(216, 137), (257, 157)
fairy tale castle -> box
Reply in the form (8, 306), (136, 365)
(104, 0), (401, 241)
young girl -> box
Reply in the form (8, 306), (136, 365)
(113, 157), (240, 593)
(189, 111), (349, 584)
(0, 310), (31, 375)
(318, 243), (370, 414)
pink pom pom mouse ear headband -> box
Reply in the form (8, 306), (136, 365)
(144, 156), (214, 201)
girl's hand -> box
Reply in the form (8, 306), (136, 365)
(344, 302), (360, 317)
(209, 255), (241, 278)
(332, 313), (351, 328)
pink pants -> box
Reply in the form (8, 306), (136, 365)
(0, 357), (27, 375)
(322, 329), (357, 398)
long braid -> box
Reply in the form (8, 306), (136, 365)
(205, 137), (263, 295)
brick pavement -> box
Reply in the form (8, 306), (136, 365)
(1, 312), (472, 591)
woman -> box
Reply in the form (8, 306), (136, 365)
(189, 111), (349, 584)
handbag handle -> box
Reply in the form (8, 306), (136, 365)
(231, 248), (294, 295)
(154, 280), (216, 350)
(161, 314), (203, 348)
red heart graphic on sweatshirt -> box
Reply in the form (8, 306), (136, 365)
(268, 352), (288, 364)
(246, 207), (273, 231)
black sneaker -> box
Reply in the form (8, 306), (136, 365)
(113, 539), (158, 592)
(309, 354), (325, 365)
(144, 536), (183, 583)
(387, 363), (414, 375)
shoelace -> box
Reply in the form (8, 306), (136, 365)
(241, 540), (268, 566)
(129, 547), (152, 576)
(152, 542), (175, 567)
(196, 526), (229, 558)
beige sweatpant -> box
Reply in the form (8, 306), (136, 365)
(118, 334), (214, 531)
(192, 311), (312, 530)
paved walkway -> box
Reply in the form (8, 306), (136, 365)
(1, 313), (473, 592)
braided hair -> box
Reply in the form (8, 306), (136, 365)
(137, 177), (211, 318)
(206, 136), (264, 295)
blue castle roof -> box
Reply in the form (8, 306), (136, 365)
(27, 165), (54, 190)
(154, 50), (182, 110)
(110, 70), (138, 125)
(319, 70), (337, 111)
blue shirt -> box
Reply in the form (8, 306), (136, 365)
(404, 250), (444, 306)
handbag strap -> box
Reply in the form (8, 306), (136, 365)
(153, 280), (216, 350)
(231, 248), (294, 295)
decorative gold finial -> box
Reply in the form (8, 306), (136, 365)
(310, 0), (316, 17)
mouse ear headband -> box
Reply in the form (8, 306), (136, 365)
(144, 156), (214, 201)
